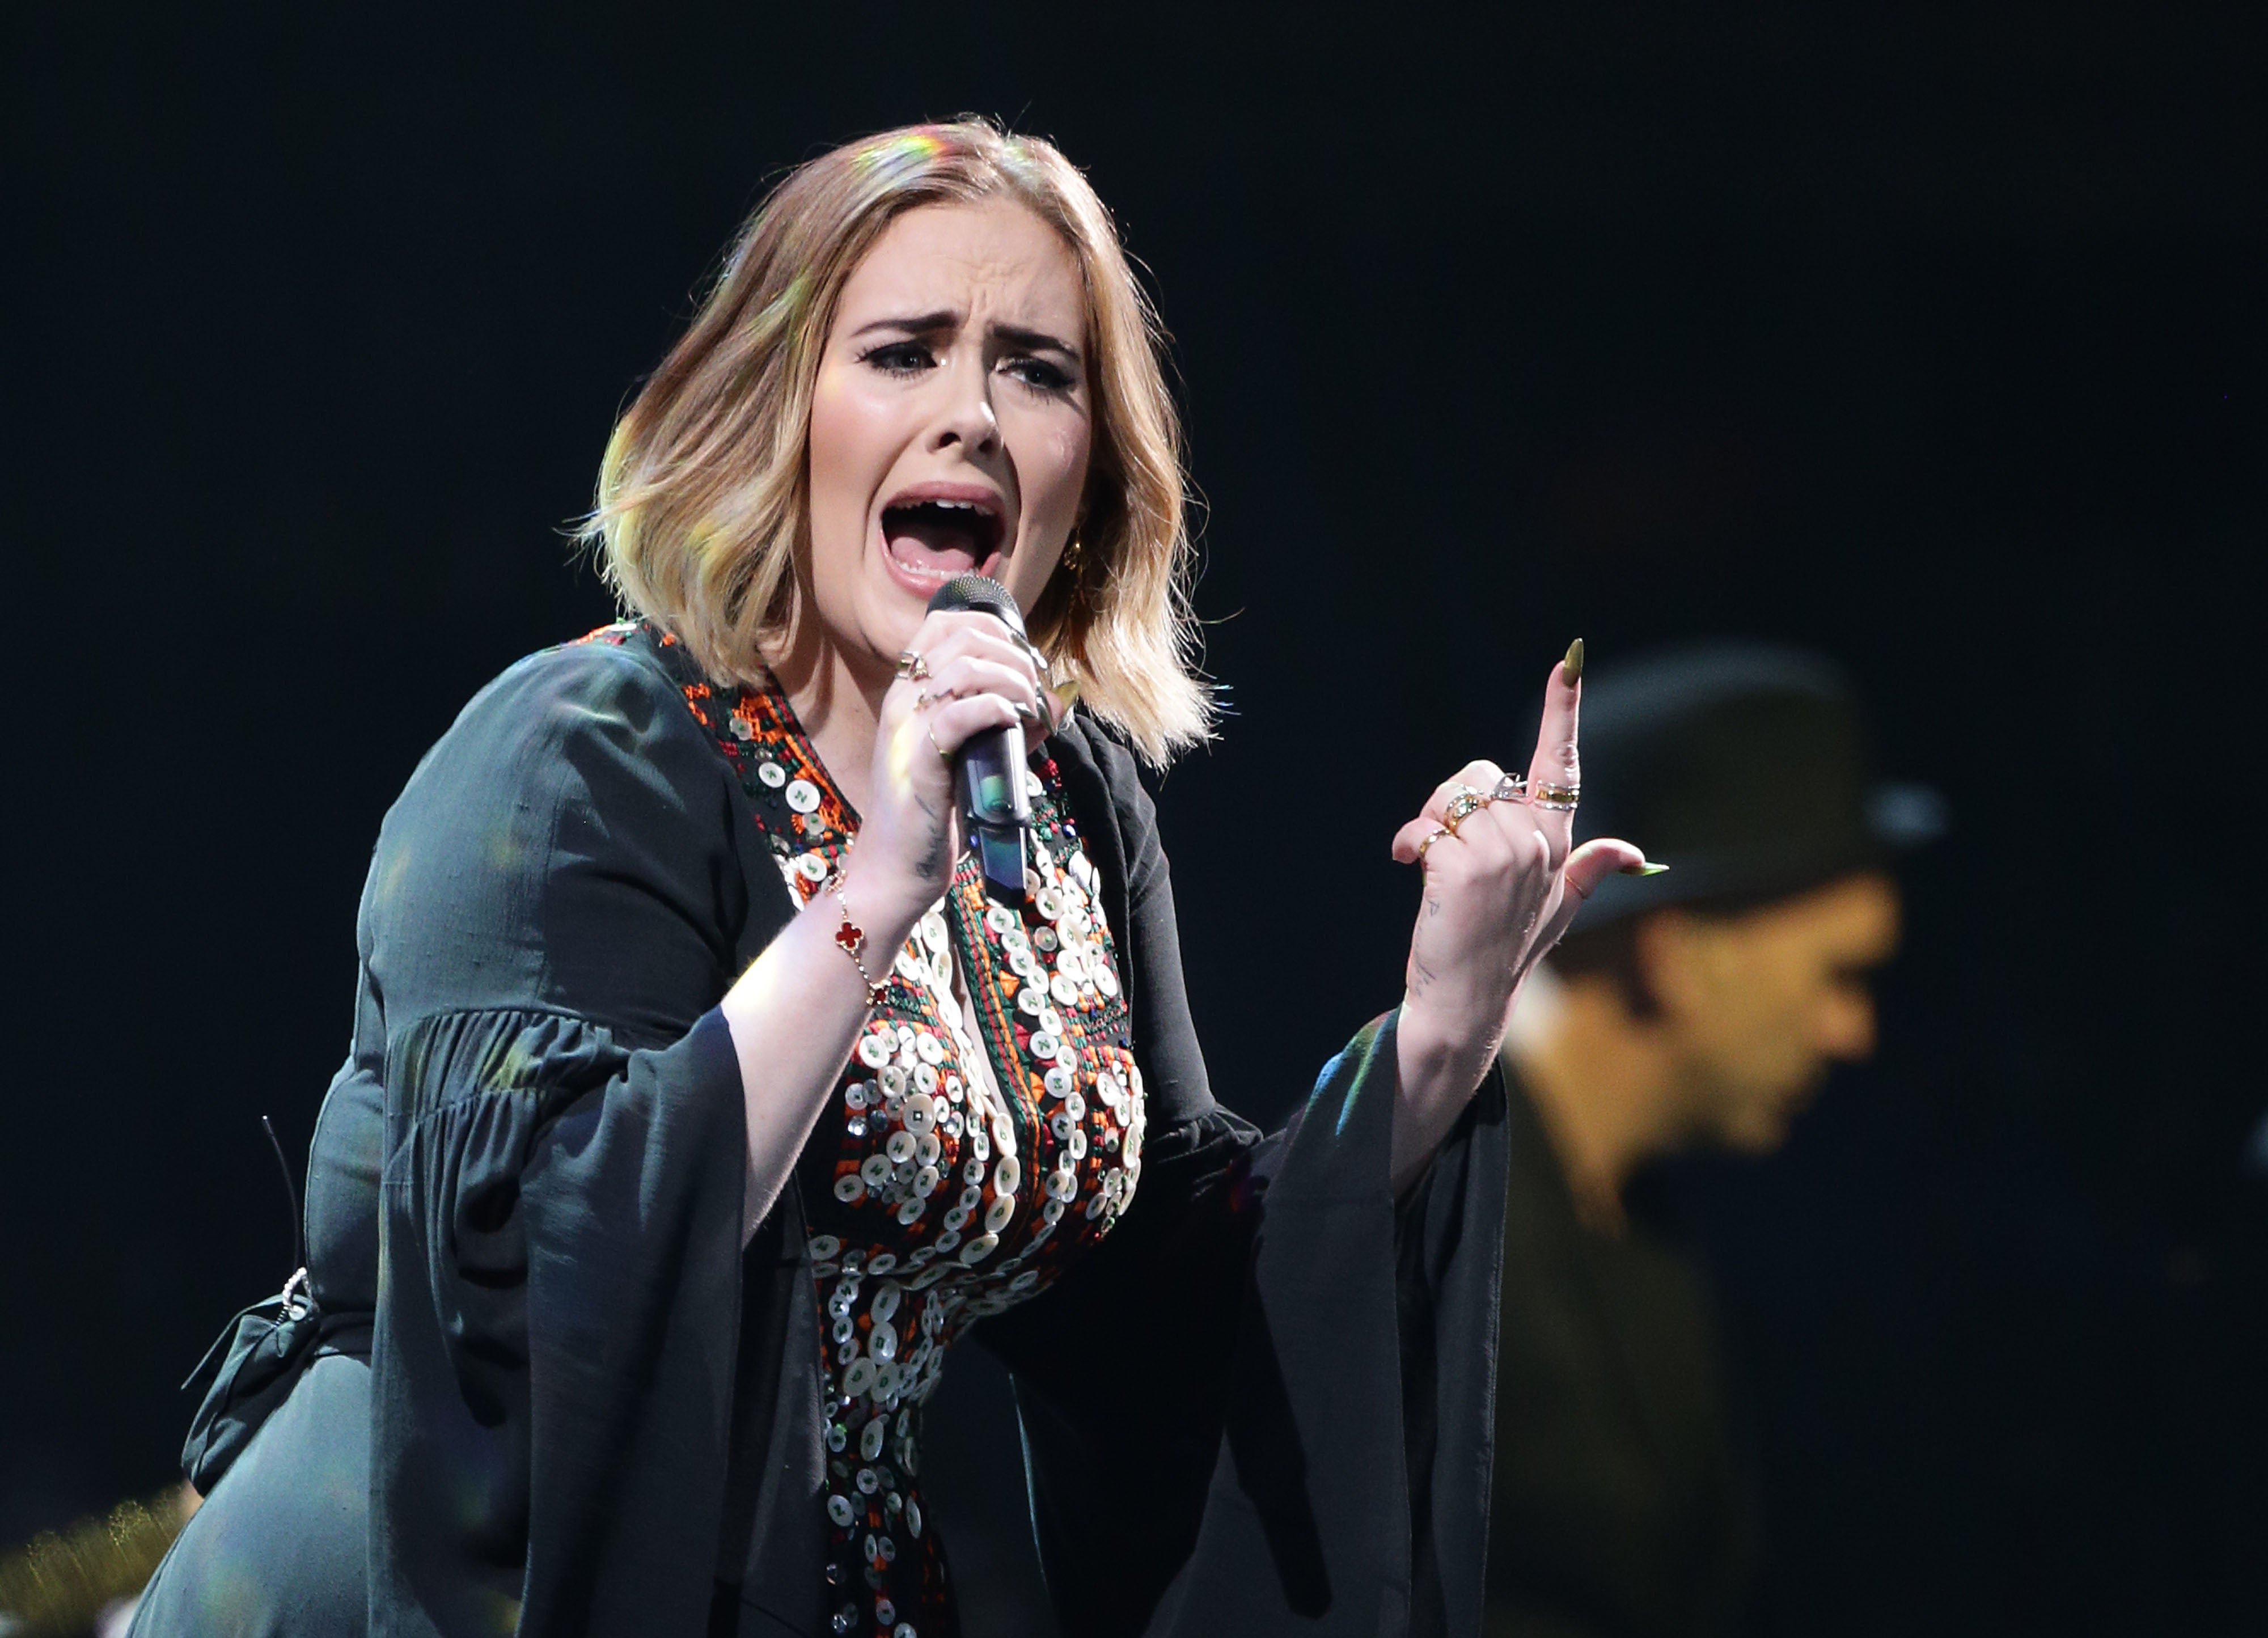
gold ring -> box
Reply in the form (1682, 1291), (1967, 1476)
(1530, 781), (1580, 811)
(1415, 826), (1452, 862)
(925, 723), (950, 762)
(896, 649), (933, 683)
(1441, 785), (1490, 836)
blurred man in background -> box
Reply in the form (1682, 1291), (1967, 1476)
(1485, 643), (1940, 1638)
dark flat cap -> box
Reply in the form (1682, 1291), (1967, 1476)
(1566, 642), (1943, 927)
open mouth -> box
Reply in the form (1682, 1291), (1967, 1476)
(881, 490), (1007, 587)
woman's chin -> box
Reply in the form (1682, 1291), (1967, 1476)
(855, 582), (936, 661)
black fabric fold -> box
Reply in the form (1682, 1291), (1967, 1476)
(180, 1291), (327, 1495)
(136, 632), (1512, 1638)
(985, 719), (1514, 1638)
(371, 1005), (750, 1637)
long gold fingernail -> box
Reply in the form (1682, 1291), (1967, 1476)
(1562, 638), (1585, 683)
(1618, 861), (1669, 876)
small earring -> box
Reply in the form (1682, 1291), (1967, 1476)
(1061, 530), (1085, 573)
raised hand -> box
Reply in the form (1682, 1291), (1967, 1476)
(1386, 643), (1653, 1191)
(848, 609), (1052, 927)
(719, 607), (1053, 1233)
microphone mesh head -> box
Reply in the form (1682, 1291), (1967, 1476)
(926, 573), (1026, 636)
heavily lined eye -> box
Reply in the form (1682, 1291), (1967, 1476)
(1003, 355), (1075, 394)
(861, 341), (936, 376)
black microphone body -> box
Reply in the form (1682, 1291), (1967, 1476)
(925, 574), (1032, 902)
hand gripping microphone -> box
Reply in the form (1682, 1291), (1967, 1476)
(925, 573), (1033, 903)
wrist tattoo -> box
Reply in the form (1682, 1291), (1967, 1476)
(913, 795), (950, 880)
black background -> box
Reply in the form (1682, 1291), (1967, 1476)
(6, 4), (2263, 1633)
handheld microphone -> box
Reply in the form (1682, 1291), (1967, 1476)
(925, 574), (1033, 903)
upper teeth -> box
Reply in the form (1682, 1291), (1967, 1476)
(925, 500), (988, 513)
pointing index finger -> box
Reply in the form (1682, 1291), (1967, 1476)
(1525, 638), (1584, 843)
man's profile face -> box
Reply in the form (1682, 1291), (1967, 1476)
(1651, 872), (1902, 1151)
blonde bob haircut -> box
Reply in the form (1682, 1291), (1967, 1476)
(582, 120), (1212, 765)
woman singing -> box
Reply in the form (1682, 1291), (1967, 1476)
(131, 121), (1647, 1638)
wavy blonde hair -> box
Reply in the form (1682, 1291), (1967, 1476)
(581, 120), (1211, 765)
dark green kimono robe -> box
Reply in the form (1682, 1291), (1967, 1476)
(129, 627), (1513, 1638)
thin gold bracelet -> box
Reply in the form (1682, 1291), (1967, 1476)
(826, 871), (890, 1008)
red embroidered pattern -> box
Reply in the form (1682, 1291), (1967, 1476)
(595, 621), (1145, 1638)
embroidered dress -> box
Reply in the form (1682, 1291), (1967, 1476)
(674, 655), (1145, 1637)
(135, 618), (1515, 1638)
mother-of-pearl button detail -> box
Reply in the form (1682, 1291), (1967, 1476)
(700, 666), (1143, 1638)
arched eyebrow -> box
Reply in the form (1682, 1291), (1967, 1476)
(851, 310), (960, 340)
(992, 324), (1082, 365)
(850, 311), (1082, 365)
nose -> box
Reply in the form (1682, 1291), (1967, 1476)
(930, 359), (1000, 456)
(1817, 987), (1878, 1064)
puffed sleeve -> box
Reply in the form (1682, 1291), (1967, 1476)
(976, 720), (1512, 1638)
(361, 637), (782, 1638)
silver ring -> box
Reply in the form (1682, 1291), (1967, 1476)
(1492, 774), (1528, 803)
